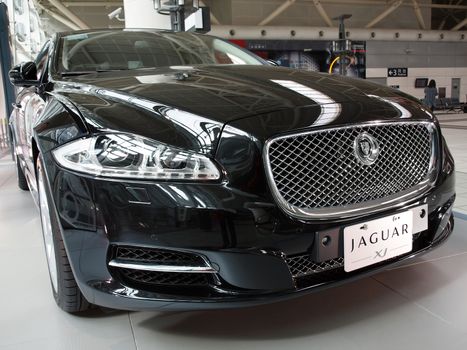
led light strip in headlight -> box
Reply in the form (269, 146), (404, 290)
(52, 133), (221, 180)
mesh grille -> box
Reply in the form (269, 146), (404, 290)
(267, 123), (433, 210)
(119, 268), (210, 286)
(286, 255), (344, 278)
(115, 246), (206, 267)
(111, 246), (212, 288)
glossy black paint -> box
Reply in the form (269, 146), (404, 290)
(10, 29), (456, 311)
(54, 162), (453, 310)
(52, 65), (428, 154)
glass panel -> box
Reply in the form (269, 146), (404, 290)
(57, 31), (264, 73)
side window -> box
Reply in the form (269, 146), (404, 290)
(35, 42), (50, 81)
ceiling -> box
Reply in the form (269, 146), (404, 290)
(34, 0), (466, 32)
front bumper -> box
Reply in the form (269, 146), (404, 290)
(87, 213), (454, 312)
(45, 150), (456, 311)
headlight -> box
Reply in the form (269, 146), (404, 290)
(52, 133), (221, 180)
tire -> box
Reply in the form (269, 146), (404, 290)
(16, 156), (29, 191)
(37, 157), (91, 313)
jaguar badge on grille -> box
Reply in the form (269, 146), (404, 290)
(354, 132), (380, 165)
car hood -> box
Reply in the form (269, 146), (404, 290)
(53, 65), (432, 155)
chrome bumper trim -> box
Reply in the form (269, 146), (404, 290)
(108, 259), (217, 273)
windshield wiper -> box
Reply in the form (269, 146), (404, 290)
(60, 69), (130, 77)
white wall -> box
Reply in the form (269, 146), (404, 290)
(365, 40), (467, 101)
(367, 67), (467, 101)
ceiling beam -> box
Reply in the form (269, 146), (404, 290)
(62, 0), (221, 26)
(258, 0), (296, 26)
(451, 17), (467, 31)
(48, 0), (90, 29)
(365, 0), (403, 28)
(310, 0), (467, 11)
(62, 1), (122, 6)
(199, 0), (220, 25)
(411, 0), (425, 30)
(209, 12), (220, 25)
(312, 0), (333, 27)
(54, 0), (467, 11)
(422, 3), (467, 10)
(36, 3), (81, 30)
(438, 17), (447, 31)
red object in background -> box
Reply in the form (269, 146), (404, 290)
(253, 51), (268, 59)
(229, 40), (268, 59)
(229, 39), (247, 47)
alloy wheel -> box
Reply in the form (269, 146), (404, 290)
(38, 160), (58, 293)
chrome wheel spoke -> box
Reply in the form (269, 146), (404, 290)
(38, 165), (58, 293)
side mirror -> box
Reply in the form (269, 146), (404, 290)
(9, 61), (39, 87)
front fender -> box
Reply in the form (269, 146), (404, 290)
(34, 96), (88, 155)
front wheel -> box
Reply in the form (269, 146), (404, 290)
(37, 157), (91, 313)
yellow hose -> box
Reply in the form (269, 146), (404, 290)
(328, 56), (341, 74)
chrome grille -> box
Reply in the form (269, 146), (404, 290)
(286, 255), (344, 278)
(266, 122), (435, 218)
(110, 246), (213, 289)
(115, 246), (206, 267)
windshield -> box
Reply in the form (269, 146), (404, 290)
(57, 30), (264, 73)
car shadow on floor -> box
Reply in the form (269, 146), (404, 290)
(133, 262), (452, 340)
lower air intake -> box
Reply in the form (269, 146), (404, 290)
(109, 245), (213, 289)
(286, 255), (344, 278)
(119, 268), (210, 286)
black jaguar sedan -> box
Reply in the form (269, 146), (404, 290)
(9, 29), (455, 313)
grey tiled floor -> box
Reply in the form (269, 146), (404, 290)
(1, 114), (467, 349)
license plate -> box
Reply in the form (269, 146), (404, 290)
(343, 210), (414, 272)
